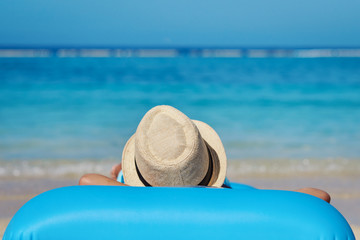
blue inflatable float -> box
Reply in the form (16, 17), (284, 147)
(3, 182), (355, 240)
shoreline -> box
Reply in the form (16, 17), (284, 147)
(1, 158), (359, 179)
(1, 174), (359, 221)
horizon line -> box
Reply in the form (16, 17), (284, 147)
(1, 45), (360, 50)
(1, 47), (360, 58)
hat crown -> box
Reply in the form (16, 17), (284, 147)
(135, 105), (209, 186)
(122, 105), (227, 187)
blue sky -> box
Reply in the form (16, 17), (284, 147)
(0, 0), (359, 47)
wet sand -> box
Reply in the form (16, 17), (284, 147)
(1, 173), (359, 238)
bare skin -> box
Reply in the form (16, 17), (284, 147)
(79, 163), (331, 203)
(79, 163), (128, 186)
(79, 173), (128, 186)
(295, 187), (331, 203)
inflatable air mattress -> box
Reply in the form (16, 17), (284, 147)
(3, 183), (355, 240)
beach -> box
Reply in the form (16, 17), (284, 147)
(0, 56), (359, 238)
(1, 0), (360, 233)
(1, 160), (359, 238)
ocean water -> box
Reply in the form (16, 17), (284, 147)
(0, 57), (360, 177)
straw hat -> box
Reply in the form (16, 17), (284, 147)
(122, 105), (227, 187)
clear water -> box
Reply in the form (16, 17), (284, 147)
(0, 57), (359, 176)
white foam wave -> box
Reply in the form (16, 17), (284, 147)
(0, 160), (117, 178)
(0, 158), (359, 179)
(227, 158), (360, 177)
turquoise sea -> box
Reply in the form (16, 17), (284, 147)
(0, 56), (360, 177)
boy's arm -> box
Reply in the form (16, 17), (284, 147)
(79, 173), (128, 186)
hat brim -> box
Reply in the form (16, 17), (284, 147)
(122, 120), (227, 187)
